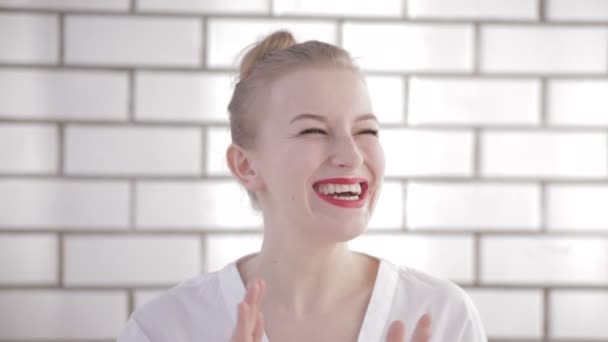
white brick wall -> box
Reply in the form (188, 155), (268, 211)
(1, 1), (607, 341)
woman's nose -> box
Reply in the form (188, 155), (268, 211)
(330, 136), (364, 169)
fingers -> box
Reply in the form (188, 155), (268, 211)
(232, 302), (251, 340)
(386, 320), (405, 342)
(245, 279), (266, 323)
(411, 314), (432, 342)
(252, 311), (265, 342)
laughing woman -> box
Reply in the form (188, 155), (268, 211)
(117, 31), (487, 342)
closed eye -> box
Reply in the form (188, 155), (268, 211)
(359, 129), (379, 136)
(300, 128), (327, 135)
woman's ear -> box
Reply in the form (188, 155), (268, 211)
(226, 143), (263, 192)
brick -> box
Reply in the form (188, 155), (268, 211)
(481, 25), (608, 74)
(137, 0), (268, 13)
(0, 13), (58, 64)
(409, 77), (540, 126)
(65, 15), (202, 67)
(0, 179), (129, 229)
(0, 0), (129, 11)
(65, 125), (202, 175)
(481, 131), (607, 178)
(136, 180), (262, 229)
(206, 126), (231, 176)
(205, 234), (263, 272)
(364, 75), (405, 124)
(273, 0), (402, 17)
(135, 71), (232, 123)
(367, 181), (403, 230)
(343, 23), (473, 72)
(467, 289), (543, 339)
(407, 183), (540, 230)
(548, 80), (608, 126)
(408, 0), (537, 19)
(0, 124), (57, 174)
(207, 18), (337, 68)
(350, 234), (474, 283)
(0, 68), (128, 121)
(0, 234), (57, 284)
(481, 236), (608, 285)
(380, 128), (473, 177)
(546, 0), (608, 21)
(547, 185), (608, 232)
(134, 289), (164, 310)
(0, 290), (127, 339)
(550, 290), (608, 339)
(64, 235), (201, 286)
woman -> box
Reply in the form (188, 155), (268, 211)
(118, 30), (487, 342)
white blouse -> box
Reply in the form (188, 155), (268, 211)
(117, 256), (487, 341)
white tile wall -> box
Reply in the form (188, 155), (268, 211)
(548, 80), (608, 126)
(0, 0), (130, 11)
(65, 15), (202, 67)
(546, 0), (608, 21)
(406, 182), (540, 230)
(481, 131), (607, 178)
(0, 69), (128, 121)
(0, 290), (127, 339)
(65, 125), (202, 175)
(136, 180), (262, 229)
(0, 13), (58, 64)
(2, 2), (608, 341)
(481, 236), (608, 285)
(0, 234), (57, 284)
(550, 290), (608, 339)
(481, 25), (608, 74)
(343, 22), (474, 72)
(350, 234), (475, 283)
(206, 18), (337, 68)
(381, 128), (473, 177)
(273, 0), (402, 17)
(0, 124), (57, 173)
(0, 179), (129, 229)
(137, 0), (269, 14)
(408, 0), (538, 20)
(547, 185), (608, 231)
(408, 77), (540, 126)
(467, 289), (544, 339)
(135, 71), (232, 123)
(64, 235), (202, 286)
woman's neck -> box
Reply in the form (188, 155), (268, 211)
(237, 238), (378, 318)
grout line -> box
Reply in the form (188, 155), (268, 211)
(130, 0), (136, 13)
(200, 127), (207, 176)
(540, 77), (548, 127)
(58, 123), (65, 175)
(268, 0), (274, 16)
(128, 70), (135, 122)
(58, 12), (65, 65)
(473, 127), (481, 177)
(336, 18), (344, 47)
(539, 0), (546, 22)
(201, 16), (207, 68)
(473, 232), (481, 286)
(129, 180), (136, 231)
(401, 180), (408, 230)
(200, 233), (207, 273)
(402, 0), (408, 19)
(128, 288), (135, 315)
(473, 22), (481, 74)
(540, 181), (548, 233)
(403, 75), (409, 124)
(543, 288), (550, 340)
(58, 232), (64, 287)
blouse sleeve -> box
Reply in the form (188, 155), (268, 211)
(116, 317), (153, 342)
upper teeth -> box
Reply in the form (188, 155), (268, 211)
(317, 183), (362, 195)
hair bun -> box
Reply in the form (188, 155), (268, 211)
(239, 30), (296, 80)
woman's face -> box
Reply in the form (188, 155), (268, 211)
(252, 67), (385, 243)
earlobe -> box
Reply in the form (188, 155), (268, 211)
(226, 143), (262, 191)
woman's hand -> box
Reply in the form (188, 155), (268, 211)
(231, 279), (266, 342)
(386, 314), (432, 342)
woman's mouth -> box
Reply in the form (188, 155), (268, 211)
(312, 178), (369, 208)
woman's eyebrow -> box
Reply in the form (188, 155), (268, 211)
(289, 113), (378, 124)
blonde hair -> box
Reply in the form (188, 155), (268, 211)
(227, 30), (360, 207)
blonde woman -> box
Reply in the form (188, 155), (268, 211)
(118, 30), (487, 342)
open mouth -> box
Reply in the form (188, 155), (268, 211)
(312, 178), (369, 208)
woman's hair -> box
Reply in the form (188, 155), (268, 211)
(227, 30), (360, 207)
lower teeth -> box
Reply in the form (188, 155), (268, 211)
(330, 195), (360, 201)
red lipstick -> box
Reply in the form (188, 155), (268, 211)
(313, 178), (369, 208)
